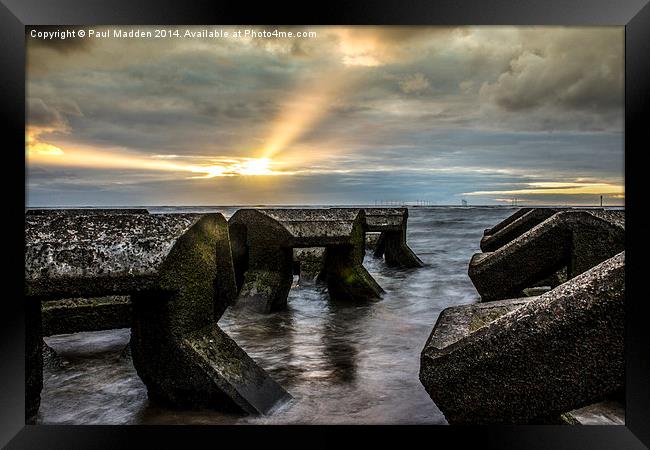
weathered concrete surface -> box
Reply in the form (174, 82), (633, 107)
(335, 208), (423, 268)
(561, 400), (625, 425)
(26, 208), (149, 215)
(483, 208), (532, 236)
(26, 212), (285, 415)
(365, 232), (381, 252)
(480, 208), (560, 252)
(212, 217), (239, 318)
(293, 247), (325, 283)
(129, 212), (289, 412)
(469, 210), (624, 301)
(324, 242), (384, 303)
(128, 213), (287, 414)
(531, 267), (568, 290)
(229, 209), (382, 312)
(180, 326), (292, 414)
(422, 297), (534, 352)
(522, 286), (552, 297)
(25, 213), (203, 299)
(41, 296), (131, 336)
(420, 252), (625, 424)
(42, 342), (65, 370)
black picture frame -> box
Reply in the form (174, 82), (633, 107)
(2, 0), (648, 447)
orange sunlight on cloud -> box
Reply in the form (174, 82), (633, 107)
(27, 141), (289, 179)
(464, 182), (624, 196)
(261, 69), (361, 161)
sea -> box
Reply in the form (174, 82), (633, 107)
(35, 205), (540, 425)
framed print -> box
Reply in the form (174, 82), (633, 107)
(1, 0), (649, 448)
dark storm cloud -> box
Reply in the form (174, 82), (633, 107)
(479, 28), (623, 113)
(26, 98), (68, 129)
(27, 42), (300, 155)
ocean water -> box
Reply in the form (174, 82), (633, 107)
(37, 206), (518, 425)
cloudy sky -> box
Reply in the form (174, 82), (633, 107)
(26, 26), (624, 206)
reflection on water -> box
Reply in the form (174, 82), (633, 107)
(38, 206), (516, 425)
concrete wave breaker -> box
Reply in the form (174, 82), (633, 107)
(41, 296), (132, 336)
(334, 208), (424, 268)
(469, 209), (624, 301)
(25, 212), (290, 422)
(292, 247), (326, 283)
(483, 207), (533, 236)
(229, 208), (384, 313)
(480, 208), (562, 252)
(420, 252), (625, 424)
(27, 209), (149, 336)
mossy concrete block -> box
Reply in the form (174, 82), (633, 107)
(25, 213), (203, 299)
(26, 211), (282, 415)
(261, 209), (361, 243)
(181, 325), (292, 414)
(293, 247), (325, 283)
(324, 244), (384, 302)
(334, 208), (423, 268)
(128, 213), (287, 412)
(421, 252), (625, 424)
(212, 215), (239, 318)
(365, 232), (381, 252)
(469, 210), (624, 301)
(237, 269), (294, 313)
(41, 296), (131, 336)
(380, 229), (424, 268)
(422, 297), (534, 352)
(359, 207), (409, 232)
(229, 208), (382, 311)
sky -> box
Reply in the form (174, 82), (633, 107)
(26, 26), (624, 206)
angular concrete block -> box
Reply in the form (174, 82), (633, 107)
(26, 212), (287, 416)
(421, 252), (625, 424)
(480, 208), (560, 252)
(469, 210), (624, 301)
(422, 297), (534, 352)
(229, 209), (382, 312)
(364, 232), (382, 252)
(335, 208), (424, 268)
(483, 208), (532, 236)
(41, 296), (131, 336)
(293, 247), (325, 283)
(180, 326), (292, 414)
(25, 213), (208, 299)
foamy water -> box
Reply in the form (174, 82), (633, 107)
(38, 206), (517, 425)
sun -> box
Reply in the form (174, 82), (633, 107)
(238, 157), (273, 176)
(187, 156), (276, 178)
